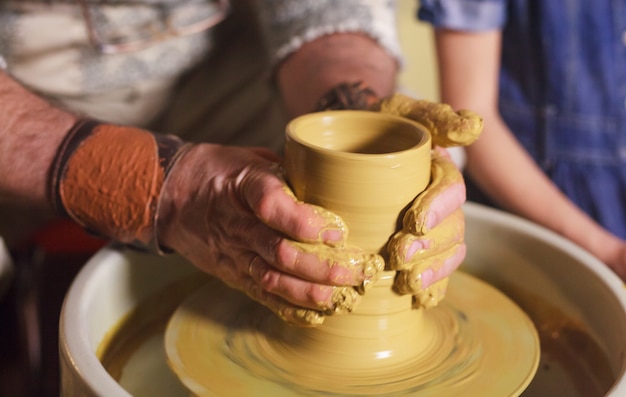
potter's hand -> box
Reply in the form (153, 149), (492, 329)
(376, 94), (483, 307)
(315, 85), (482, 306)
(387, 149), (466, 307)
(157, 144), (383, 327)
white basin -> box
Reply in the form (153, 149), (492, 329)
(59, 202), (626, 396)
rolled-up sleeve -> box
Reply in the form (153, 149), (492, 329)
(418, 0), (507, 31)
(257, 0), (402, 66)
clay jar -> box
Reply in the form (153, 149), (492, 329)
(285, 110), (431, 255)
(283, 110), (432, 372)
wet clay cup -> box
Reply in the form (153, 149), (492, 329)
(282, 110), (434, 372)
(284, 110), (432, 255)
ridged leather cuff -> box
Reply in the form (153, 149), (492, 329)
(48, 119), (191, 254)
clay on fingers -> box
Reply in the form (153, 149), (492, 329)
(402, 152), (465, 236)
(288, 241), (384, 291)
(387, 214), (464, 277)
(392, 245), (458, 308)
(375, 93), (483, 147)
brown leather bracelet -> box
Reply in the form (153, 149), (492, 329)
(48, 119), (191, 254)
(314, 81), (380, 111)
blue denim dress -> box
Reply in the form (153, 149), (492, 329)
(419, 0), (626, 239)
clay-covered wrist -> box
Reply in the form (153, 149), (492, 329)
(49, 119), (191, 254)
(314, 81), (380, 111)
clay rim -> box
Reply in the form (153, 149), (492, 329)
(285, 110), (431, 158)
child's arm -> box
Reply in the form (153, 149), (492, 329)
(435, 29), (626, 278)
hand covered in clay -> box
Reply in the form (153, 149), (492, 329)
(316, 84), (482, 306)
(157, 144), (384, 326)
(386, 148), (466, 308)
(376, 93), (483, 307)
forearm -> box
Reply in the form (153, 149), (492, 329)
(0, 71), (77, 209)
(433, 29), (624, 264)
(277, 33), (398, 117)
(465, 116), (623, 262)
(257, 0), (400, 116)
(0, 71), (180, 248)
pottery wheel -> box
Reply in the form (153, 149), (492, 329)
(165, 271), (539, 396)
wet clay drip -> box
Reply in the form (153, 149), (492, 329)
(165, 271), (539, 396)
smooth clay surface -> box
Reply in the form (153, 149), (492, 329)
(284, 111), (431, 255)
(165, 271), (539, 396)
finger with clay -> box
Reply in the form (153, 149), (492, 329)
(377, 95), (482, 306)
(315, 82), (484, 305)
(387, 149), (467, 308)
(155, 143), (384, 327)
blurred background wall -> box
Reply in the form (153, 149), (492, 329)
(396, 0), (439, 102)
(395, 1), (467, 167)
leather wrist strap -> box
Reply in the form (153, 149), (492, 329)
(48, 119), (191, 254)
(314, 81), (380, 111)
